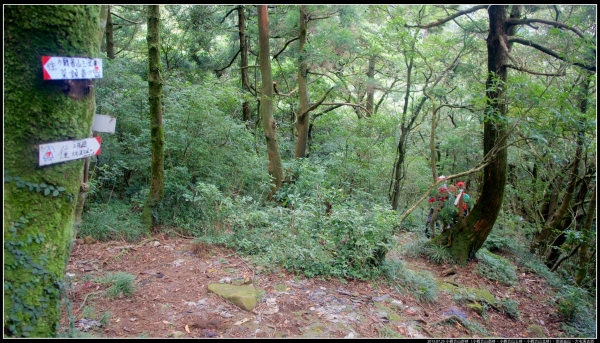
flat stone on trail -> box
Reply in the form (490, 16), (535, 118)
(208, 283), (258, 311)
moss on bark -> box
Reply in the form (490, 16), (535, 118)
(4, 5), (101, 337)
(141, 5), (165, 230)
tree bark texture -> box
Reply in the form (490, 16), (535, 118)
(142, 5), (165, 229)
(238, 5), (251, 124)
(295, 5), (311, 159)
(106, 5), (115, 59)
(575, 187), (596, 285)
(433, 5), (515, 264)
(4, 5), (102, 337)
(365, 55), (376, 117)
(389, 50), (415, 210)
(257, 5), (284, 199)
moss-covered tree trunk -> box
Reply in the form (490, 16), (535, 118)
(294, 5), (311, 159)
(257, 5), (284, 199)
(433, 5), (517, 264)
(141, 5), (165, 230)
(4, 5), (102, 337)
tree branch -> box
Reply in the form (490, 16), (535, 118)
(221, 6), (238, 23)
(311, 104), (343, 121)
(406, 5), (488, 28)
(111, 12), (141, 25)
(550, 244), (581, 272)
(505, 64), (565, 76)
(506, 18), (585, 38)
(499, 35), (523, 69)
(215, 49), (241, 73)
(399, 161), (492, 223)
(272, 37), (299, 60)
(508, 37), (596, 72)
(297, 87), (335, 121)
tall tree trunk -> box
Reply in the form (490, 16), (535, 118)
(433, 5), (518, 264)
(295, 5), (311, 159)
(365, 55), (376, 117)
(257, 5), (283, 199)
(238, 5), (251, 124)
(106, 5), (115, 59)
(142, 5), (165, 230)
(575, 186), (596, 285)
(390, 49), (415, 210)
(4, 5), (102, 337)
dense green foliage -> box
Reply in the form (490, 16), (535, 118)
(4, 5), (595, 337)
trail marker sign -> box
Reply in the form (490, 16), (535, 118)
(42, 56), (103, 80)
(92, 114), (117, 134)
(39, 137), (102, 166)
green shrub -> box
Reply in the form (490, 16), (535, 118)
(197, 187), (397, 280)
(475, 248), (518, 286)
(382, 259), (438, 303)
(99, 312), (111, 326)
(399, 238), (455, 265)
(499, 298), (520, 319)
(483, 231), (518, 253)
(96, 272), (136, 298)
(510, 247), (563, 288)
(555, 285), (596, 337)
(80, 200), (146, 242)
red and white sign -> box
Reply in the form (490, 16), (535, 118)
(42, 56), (103, 80)
(39, 137), (102, 166)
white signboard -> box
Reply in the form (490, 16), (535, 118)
(42, 56), (103, 80)
(39, 137), (102, 166)
(92, 114), (117, 134)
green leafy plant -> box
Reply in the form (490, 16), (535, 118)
(100, 312), (112, 327)
(4, 170), (74, 201)
(80, 200), (146, 242)
(399, 238), (455, 265)
(554, 285), (596, 337)
(81, 306), (98, 319)
(4, 215), (66, 337)
(198, 183), (397, 280)
(475, 248), (518, 286)
(382, 259), (438, 303)
(499, 298), (520, 319)
(96, 272), (136, 298)
(510, 246), (563, 288)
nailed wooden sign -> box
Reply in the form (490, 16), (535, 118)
(39, 137), (102, 166)
(42, 56), (103, 80)
(92, 114), (117, 134)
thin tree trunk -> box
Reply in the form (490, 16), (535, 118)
(365, 55), (376, 117)
(238, 5), (251, 124)
(142, 5), (165, 229)
(257, 5), (283, 199)
(575, 187), (596, 285)
(295, 5), (310, 159)
(106, 5), (115, 59)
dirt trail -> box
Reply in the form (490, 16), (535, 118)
(59, 233), (566, 338)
